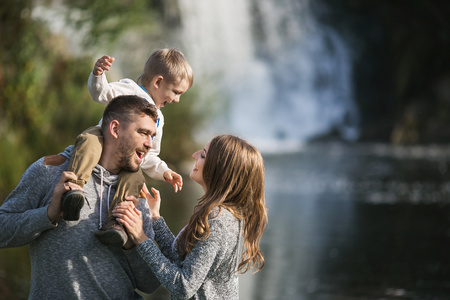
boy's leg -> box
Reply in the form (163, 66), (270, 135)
(63, 126), (103, 221)
(94, 170), (145, 247)
(110, 170), (146, 212)
(68, 126), (103, 185)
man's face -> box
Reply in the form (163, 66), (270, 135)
(152, 77), (190, 109)
(117, 115), (156, 172)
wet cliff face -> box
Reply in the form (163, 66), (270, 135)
(313, 0), (450, 144)
(167, 0), (449, 145)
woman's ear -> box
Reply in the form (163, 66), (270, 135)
(109, 120), (120, 139)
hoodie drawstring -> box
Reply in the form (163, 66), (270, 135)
(98, 168), (113, 229)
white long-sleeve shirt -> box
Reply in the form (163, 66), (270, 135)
(88, 72), (170, 181)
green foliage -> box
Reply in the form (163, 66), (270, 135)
(62, 0), (161, 46)
(0, 0), (171, 201)
(0, 2), (198, 298)
(0, 12), (104, 200)
(0, 247), (30, 300)
(0, 0), (199, 203)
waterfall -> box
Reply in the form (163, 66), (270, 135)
(178, 0), (359, 152)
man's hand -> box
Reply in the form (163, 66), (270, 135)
(93, 55), (115, 76)
(113, 198), (149, 246)
(47, 171), (82, 223)
(163, 170), (183, 193)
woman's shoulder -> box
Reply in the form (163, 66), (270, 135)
(207, 208), (241, 252)
(209, 206), (232, 217)
(209, 207), (240, 229)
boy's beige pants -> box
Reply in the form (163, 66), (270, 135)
(68, 126), (145, 214)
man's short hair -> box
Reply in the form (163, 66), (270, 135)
(101, 95), (158, 133)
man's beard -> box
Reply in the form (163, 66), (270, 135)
(117, 139), (140, 173)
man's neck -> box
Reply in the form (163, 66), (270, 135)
(98, 152), (121, 175)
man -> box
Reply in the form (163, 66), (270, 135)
(0, 95), (160, 299)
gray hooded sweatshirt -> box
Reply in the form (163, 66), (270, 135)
(0, 146), (159, 299)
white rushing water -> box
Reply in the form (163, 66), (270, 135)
(177, 0), (360, 152)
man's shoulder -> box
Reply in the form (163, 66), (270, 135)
(17, 154), (66, 188)
(35, 154), (69, 174)
(30, 147), (72, 176)
(43, 154), (68, 167)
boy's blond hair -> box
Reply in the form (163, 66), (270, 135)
(137, 48), (194, 87)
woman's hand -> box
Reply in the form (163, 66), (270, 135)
(141, 184), (161, 221)
(113, 198), (149, 245)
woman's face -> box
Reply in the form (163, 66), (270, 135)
(190, 142), (210, 192)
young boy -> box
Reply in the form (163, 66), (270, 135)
(63, 48), (194, 247)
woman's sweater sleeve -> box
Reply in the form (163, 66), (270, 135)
(152, 217), (178, 261)
(137, 215), (228, 299)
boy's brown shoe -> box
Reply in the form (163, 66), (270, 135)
(62, 190), (85, 221)
(94, 217), (128, 247)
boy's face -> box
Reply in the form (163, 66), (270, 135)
(150, 76), (190, 109)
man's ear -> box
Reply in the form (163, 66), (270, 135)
(109, 120), (120, 139)
(152, 76), (164, 89)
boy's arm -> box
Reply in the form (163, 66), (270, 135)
(87, 72), (141, 106)
(0, 159), (57, 248)
(140, 117), (182, 191)
(140, 116), (171, 181)
(140, 152), (170, 182)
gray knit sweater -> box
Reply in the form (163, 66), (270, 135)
(0, 146), (159, 299)
(137, 207), (241, 300)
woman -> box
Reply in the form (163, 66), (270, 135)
(114, 135), (268, 299)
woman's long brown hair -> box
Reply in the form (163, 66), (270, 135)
(176, 135), (268, 273)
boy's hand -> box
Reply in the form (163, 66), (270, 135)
(163, 170), (183, 193)
(93, 55), (115, 76)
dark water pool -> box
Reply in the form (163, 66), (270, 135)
(241, 142), (450, 300)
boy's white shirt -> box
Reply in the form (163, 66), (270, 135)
(88, 72), (170, 181)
